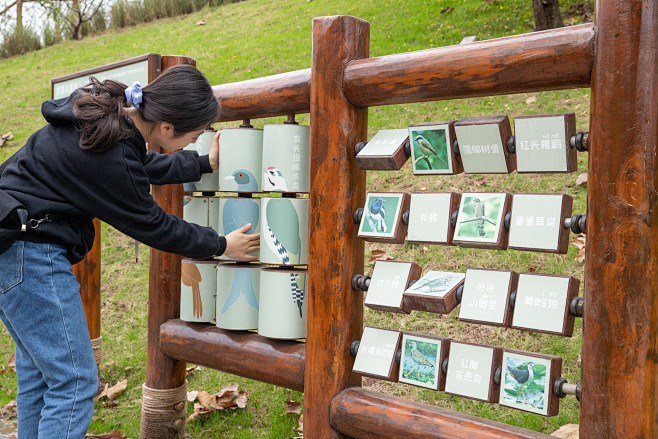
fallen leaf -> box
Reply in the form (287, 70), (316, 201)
(0, 401), (16, 418)
(525, 96), (537, 105)
(107, 379), (127, 401)
(85, 432), (127, 439)
(576, 247), (586, 263)
(6, 389), (12, 395)
(187, 402), (212, 423)
(440, 6), (453, 13)
(7, 354), (15, 368)
(527, 267), (537, 272)
(216, 383), (239, 398)
(235, 391), (248, 409)
(295, 414), (304, 434)
(422, 246), (429, 252)
(419, 186), (427, 191)
(552, 423), (579, 439)
(95, 383), (109, 402)
(197, 391), (214, 411)
(187, 390), (199, 402)
(102, 400), (117, 408)
(368, 249), (394, 263)
(186, 365), (199, 377)
(196, 20), (206, 25)
(575, 173), (588, 187)
(284, 400), (302, 415)
(569, 234), (586, 250)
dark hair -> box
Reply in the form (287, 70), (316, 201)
(73, 64), (219, 152)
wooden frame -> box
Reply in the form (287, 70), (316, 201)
(513, 112), (577, 173)
(511, 273), (579, 337)
(140, 5), (658, 438)
(507, 193), (573, 254)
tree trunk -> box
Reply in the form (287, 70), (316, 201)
(532, 0), (563, 31)
(15, 0), (23, 37)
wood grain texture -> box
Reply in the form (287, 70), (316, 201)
(159, 320), (305, 392)
(144, 55), (195, 391)
(343, 24), (593, 108)
(582, 2), (658, 438)
(329, 388), (554, 439)
(72, 219), (101, 339)
(212, 69), (310, 122)
(305, 15), (369, 439)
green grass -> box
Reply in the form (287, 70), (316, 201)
(0, 0), (593, 437)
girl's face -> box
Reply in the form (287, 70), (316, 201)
(153, 123), (205, 152)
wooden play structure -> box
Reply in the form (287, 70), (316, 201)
(68, 1), (658, 437)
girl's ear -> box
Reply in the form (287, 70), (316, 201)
(158, 122), (176, 137)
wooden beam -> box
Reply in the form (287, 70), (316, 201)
(305, 15), (369, 438)
(343, 23), (594, 108)
(159, 320), (305, 392)
(72, 219), (101, 340)
(330, 388), (554, 439)
(212, 68), (311, 122)
(581, 2), (658, 438)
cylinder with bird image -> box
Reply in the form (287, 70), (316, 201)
(257, 267), (307, 339)
(217, 196), (261, 261)
(218, 128), (264, 193)
(183, 196), (219, 233)
(262, 124), (310, 193)
(216, 262), (262, 330)
(180, 259), (217, 323)
(183, 130), (219, 191)
(260, 197), (308, 266)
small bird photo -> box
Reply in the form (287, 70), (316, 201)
(399, 335), (441, 389)
(359, 193), (403, 238)
(408, 125), (452, 174)
(404, 271), (465, 297)
(454, 193), (505, 242)
(500, 353), (549, 415)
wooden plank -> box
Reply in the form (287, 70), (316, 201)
(343, 23), (593, 108)
(144, 55), (195, 391)
(305, 15), (370, 439)
(159, 319), (305, 392)
(582, 2), (658, 438)
(212, 68), (311, 122)
(329, 388), (555, 439)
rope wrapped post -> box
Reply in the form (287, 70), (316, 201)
(91, 336), (102, 391)
(140, 382), (188, 439)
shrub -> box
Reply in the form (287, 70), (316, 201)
(0, 26), (42, 58)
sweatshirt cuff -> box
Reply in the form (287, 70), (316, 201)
(216, 235), (227, 256)
(197, 155), (213, 175)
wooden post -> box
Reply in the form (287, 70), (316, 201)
(305, 15), (369, 438)
(140, 55), (195, 439)
(582, 2), (658, 438)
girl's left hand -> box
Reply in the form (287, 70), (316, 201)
(209, 130), (220, 171)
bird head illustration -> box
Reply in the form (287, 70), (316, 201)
(263, 166), (288, 191)
(225, 169), (258, 192)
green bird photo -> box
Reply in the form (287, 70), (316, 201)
(410, 128), (450, 172)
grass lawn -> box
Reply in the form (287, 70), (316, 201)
(0, 0), (593, 437)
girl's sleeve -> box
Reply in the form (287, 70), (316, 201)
(143, 149), (213, 185)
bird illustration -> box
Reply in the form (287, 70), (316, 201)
(220, 266), (259, 314)
(365, 197), (386, 233)
(406, 341), (434, 379)
(224, 168), (259, 193)
(219, 170), (260, 313)
(507, 362), (535, 403)
(459, 198), (497, 236)
(263, 166), (288, 191)
(263, 199), (304, 317)
(409, 275), (451, 294)
(414, 134), (448, 169)
(181, 263), (203, 318)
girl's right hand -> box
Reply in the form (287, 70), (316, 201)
(224, 223), (260, 260)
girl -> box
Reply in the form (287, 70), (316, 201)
(0, 64), (259, 438)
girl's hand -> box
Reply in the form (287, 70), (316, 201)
(209, 130), (220, 171)
(224, 223), (260, 260)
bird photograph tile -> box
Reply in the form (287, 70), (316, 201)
(358, 192), (404, 239)
(500, 352), (550, 416)
(399, 335), (442, 389)
(454, 192), (506, 243)
(408, 124), (453, 175)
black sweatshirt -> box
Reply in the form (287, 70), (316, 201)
(0, 91), (226, 263)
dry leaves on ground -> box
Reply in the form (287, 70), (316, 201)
(575, 173), (588, 187)
(1, 401), (17, 418)
(187, 384), (248, 424)
(552, 423), (579, 439)
(196, 20), (206, 25)
(96, 379), (128, 403)
(0, 132), (13, 147)
(368, 249), (394, 263)
(569, 234), (586, 263)
(85, 432), (128, 439)
(525, 96), (537, 105)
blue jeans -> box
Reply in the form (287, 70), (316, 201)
(0, 241), (98, 439)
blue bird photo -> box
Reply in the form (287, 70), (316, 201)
(365, 197), (386, 233)
(219, 169), (260, 314)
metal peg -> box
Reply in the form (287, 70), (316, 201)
(402, 210), (410, 225)
(504, 212), (511, 230)
(494, 366), (502, 385)
(284, 114), (298, 125)
(404, 139), (411, 157)
(455, 285), (464, 303)
(442, 357), (449, 375)
(353, 208), (364, 224)
(509, 290), (517, 309)
(507, 135), (516, 154)
(567, 213), (587, 234)
(351, 274), (370, 291)
(240, 118), (253, 128)
(450, 210), (459, 228)
(553, 377), (581, 402)
(349, 340), (360, 357)
(355, 141), (368, 155)
(453, 138), (460, 156)
(395, 349), (401, 365)
(569, 296), (584, 317)
(570, 131), (590, 152)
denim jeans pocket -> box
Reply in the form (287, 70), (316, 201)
(0, 240), (23, 293)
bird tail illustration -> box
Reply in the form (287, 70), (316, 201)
(290, 273), (304, 318)
(267, 226), (290, 264)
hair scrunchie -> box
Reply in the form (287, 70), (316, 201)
(124, 81), (143, 109)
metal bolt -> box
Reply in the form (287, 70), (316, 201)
(569, 296), (584, 317)
(395, 349), (401, 365)
(404, 139), (411, 157)
(402, 210), (410, 225)
(349, 340), (360, 357)
(456, 285), (464, 303)
(504, 212), (511, 230)
(355, 141), (368, 155)
(453, 138), (460, 156)
(507, 135), (516, 154)
(442, 357), (449, 375)
(509, 290), (517, 310)
(353, 208), (364, 224)
(451, 210), (459, 228)
(494, 366), (502, 385)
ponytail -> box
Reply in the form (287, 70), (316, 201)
(73, 64), (220, 152)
